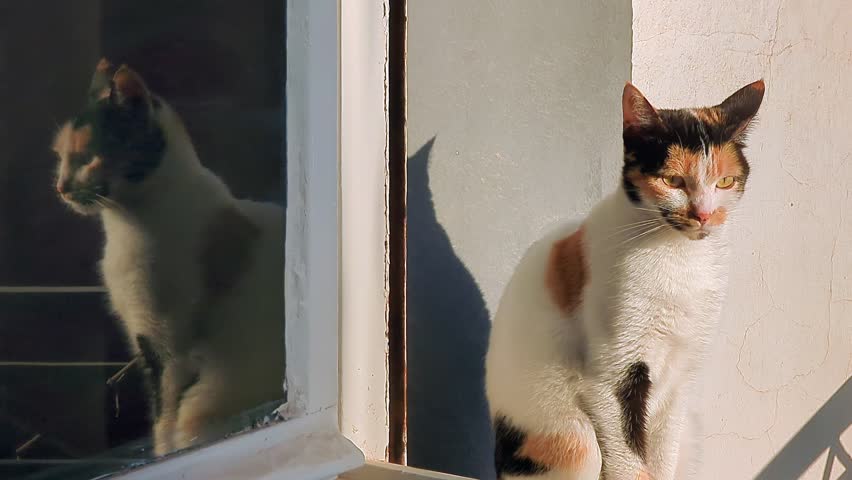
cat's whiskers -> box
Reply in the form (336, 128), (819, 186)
(631, 207), (664, 214)
(611, 217), (661, 229)
(610, 225), (660, 239)
(617, 224), (666, 249)
(603, 224), (672, 282)
(611, 219), (660, 233)
(95, 194), (126, 214)
(607, 220), (663, 239)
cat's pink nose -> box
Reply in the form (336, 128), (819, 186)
(694, 211), (712, 225)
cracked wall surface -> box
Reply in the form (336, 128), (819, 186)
(632, 1), (852, 478)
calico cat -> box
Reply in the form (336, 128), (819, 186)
(485, 80), (765, 479)
(53, 59), (285, 455)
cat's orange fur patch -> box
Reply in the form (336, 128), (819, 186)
(70, 125), (93, 153)
(692, 107), (725, 127)
(53, 124), (93, 157)
(546, 227), (587, 314)
(637, 468), (652, 480)
(664, 144), (701, 178)
(710, 142), (745, 178)
(625, 169), (668, 202)
(704, 206), (728, 226)
(518, 431), (589, 471)
(200, 207), (260, 299)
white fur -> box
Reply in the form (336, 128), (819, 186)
(59, 102), (284, 454)
(486, 186), (729, 479)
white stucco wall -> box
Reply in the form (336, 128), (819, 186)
(632, 1), (852, 479)
(406, 1), (632, 478)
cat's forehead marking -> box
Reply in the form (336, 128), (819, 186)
(70, 125), (93, 153)
(665, 144), (702, 177)
(52, 124), (72, 154)
(709, 143), (745, 178)
(664, 140), (744, 184)
(53, 123), (92, 155)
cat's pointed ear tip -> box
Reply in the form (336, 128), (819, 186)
(112, 64), (147, 84)
(623, 82), (651, 102)
(750, 79), (766, 92)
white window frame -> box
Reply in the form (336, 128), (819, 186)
(340, 0), (394, 461)
(113, 0), (372, 478)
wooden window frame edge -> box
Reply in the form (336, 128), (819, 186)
(339, 0), (411, 467)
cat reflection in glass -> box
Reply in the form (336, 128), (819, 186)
(52, 59), (285, 455)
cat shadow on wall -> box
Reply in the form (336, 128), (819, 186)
(406, 137), (497, 480)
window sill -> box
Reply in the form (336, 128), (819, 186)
(113, 409), (364, 480)
(341, 461), (476, 480)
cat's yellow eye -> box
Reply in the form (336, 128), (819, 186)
(662, 175), (684, 188)
(716, 176), (735, 189)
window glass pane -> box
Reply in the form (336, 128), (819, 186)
(0, 2), (286, 478)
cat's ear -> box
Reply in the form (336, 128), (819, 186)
(110, 65), (153, 110)
(717, 80), (765, 142)
(622, 82), (660, 131)
(88, 58), (117, 103)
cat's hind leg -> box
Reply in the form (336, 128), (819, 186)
(494, 415), (601, 480)
(151, 359), (200, 455)
(135, 335), (180, 456)
(170, 370), (236, 451)
(171, 359), (282, 451)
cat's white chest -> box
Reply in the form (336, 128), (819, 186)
(582, 232), (728, 392)
(622, 240), (725, 333)
(100, 217), (199, 345)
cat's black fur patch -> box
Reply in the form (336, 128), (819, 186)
(123, 146), (165, 183)
(494, 415), (548, 478)
(622, 173), (642, 203)
(73, 98), (166, 184)
(136, 335), (164, 420)
(616, 361), (652, 460)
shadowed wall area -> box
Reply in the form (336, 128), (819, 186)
(407, 139), (495, 480)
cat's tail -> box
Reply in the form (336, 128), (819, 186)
(494, 414), (601, 480)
